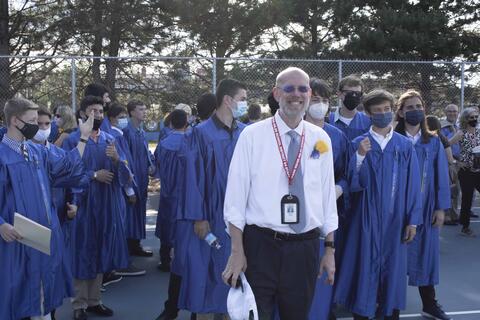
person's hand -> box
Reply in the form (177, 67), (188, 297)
(194, 220), (210, 240)
(222, 250), (247, 287)
(66, 202), (78, 219)
(106, 142), (119, 162)
(319, 248), (335, 285)
(127, 194), (137, 205)
(78, 110), (94, 139)
(0, 223), (22, 242)
(403, 225), (417, 243)
(453, 130), (464, 141)
(95, 169), (114, 184)
(432, 210), (445, 227)
(358, 137), (371, 157)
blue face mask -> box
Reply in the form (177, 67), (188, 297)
(404, 109), (425, 126)
(371, 112), (393, 129)
(232, 101), (248, 119)
(118, 117), (129, 129)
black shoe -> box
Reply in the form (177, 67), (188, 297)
(116, 264), (146, 276)
(73, 309), (88, 320)
(131, 247), (154, 257)
(470, 212), (479, 218)
(86, 304), (114, 317)
(157, 262), (171, 272)
(422, 302), (452, 320)
(102, 273), (123, 286)
(155, 309), (177, 320)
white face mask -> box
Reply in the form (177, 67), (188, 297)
(232, 101), (248, 119)
(308, 102), (329, 120)
(33, 127), (51, 142)
(117, 117), (129, 129)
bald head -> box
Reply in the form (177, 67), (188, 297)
(276, 67), (310, 87)
(445, 103), (459, 123)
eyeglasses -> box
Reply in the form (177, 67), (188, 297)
(280, 85), (309, 93)
(468, 116), (478, 120)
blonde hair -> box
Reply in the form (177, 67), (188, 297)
(4, 97), (38, 126)
(56, 105), (77, 131)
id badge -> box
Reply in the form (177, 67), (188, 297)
(281, 194), (299, 224)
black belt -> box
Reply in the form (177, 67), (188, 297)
(247, 224), (320, 241)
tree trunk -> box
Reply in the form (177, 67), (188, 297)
(104, 0), (122, 98)
(0, 0), (11, 121)
(91, 0), (103, 83)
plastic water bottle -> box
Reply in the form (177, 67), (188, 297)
(205, 232), (222, 250)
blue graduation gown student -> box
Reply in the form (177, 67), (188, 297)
(0, 98), (91, 320)
(122, 101), (154, 255)
(178, 79), (248, 315)
(334, 90), (422, 319)
(303, 95), (350, 320)
(62, 128), (130, 279)
(395, 90), (451, 319)
(154, 131), (187, 266)
(329, 75), (371, 141)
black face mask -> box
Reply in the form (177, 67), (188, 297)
(468, 119), (478, 127)
(343, 91), (362, 111)
(93, 118), (103, 131)
(16, 118), (39, 139)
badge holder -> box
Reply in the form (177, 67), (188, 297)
(281, 194), (299, 224)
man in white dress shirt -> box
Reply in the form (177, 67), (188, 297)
(222, 67), (338, 320)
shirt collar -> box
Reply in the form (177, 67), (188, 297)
(1, 134), (24, 155)
(274, 111), (304, 137)
(333, 107), (356, 123)
(212, 113), (238, 133)
(406, 129), (421, 141)
(111, 126), (124, 136)
(369, 125), (393, 140)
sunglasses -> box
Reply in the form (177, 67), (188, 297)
(280, 85), (309, 93)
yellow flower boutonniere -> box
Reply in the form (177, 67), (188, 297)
(311, 140), (329, 159)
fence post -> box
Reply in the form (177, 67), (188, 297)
(338, 60), (343, 108)
(212, 57), (217, 94)
(71, 58), (77, 112)
(460, 62), (465, 110)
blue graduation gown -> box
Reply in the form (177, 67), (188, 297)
(123, 122), (152, 240)
(158, 126), (173, 141)
(47, 143), (86, 305)
(0, 141), (85, 320)
(48, 121), (59, 143)
(329, 111), (371, 141)
(0, 126), (6, 140)
(408, 135), (450, 286)
(440, 124), (460, 159)
(62, 130), (130, 279)
(154, 131), (187, 247)
(307, 123), (350, 320)
(178, 117), (245, 313)
(334, 132), (422, 318)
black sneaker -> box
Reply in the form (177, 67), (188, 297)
(86, 304), (114, 317)
(422, 302), (452, 320)
(157, 262), (171, 272)
(461, 227), (475, 237)
(115, 264), (146, 277)
(102, 272), (123, 286)
(155, 309), (177, 320)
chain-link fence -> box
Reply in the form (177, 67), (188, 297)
(1, 55), (479, 126)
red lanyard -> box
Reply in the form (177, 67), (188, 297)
(272, 117), (305, 186)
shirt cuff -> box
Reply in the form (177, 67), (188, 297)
(356, 152), (366, 171)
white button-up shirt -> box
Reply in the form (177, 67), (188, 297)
(223, 112), (338, 236)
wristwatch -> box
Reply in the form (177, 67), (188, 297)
(324, 241), (335, 249)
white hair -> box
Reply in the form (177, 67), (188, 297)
(275, 67), (310, 87)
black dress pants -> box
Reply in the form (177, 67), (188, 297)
(243, 225), (320, 320)
(458, 169), (480, 228)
